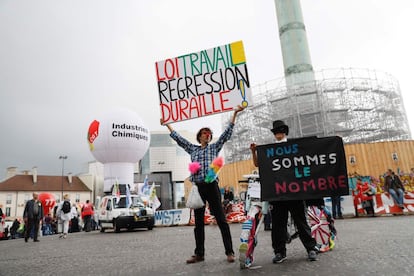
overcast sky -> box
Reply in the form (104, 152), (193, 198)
(1, 0), (413, 177)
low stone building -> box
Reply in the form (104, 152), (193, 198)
(0, 168), (92, 220)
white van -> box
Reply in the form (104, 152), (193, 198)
(97, 194), (154, 232)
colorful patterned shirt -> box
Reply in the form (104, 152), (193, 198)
(170, 122), (235, 183)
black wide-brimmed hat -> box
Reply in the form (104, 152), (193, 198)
(270, 120), (289, 135)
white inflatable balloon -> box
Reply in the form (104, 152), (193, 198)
(87, 107), (150, 192)
(88, 107), (150, 163)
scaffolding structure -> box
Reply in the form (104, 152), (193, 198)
(223, 67), (411, 163)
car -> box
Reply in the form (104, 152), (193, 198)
(97, 194), (154, 233)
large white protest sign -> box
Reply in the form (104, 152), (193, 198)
(156, 41), (252, 124)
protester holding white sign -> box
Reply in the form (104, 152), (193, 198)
(161, 105), (245, 264)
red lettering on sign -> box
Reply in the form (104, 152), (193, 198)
(303, 179), (315, 192)
(290, 182), (300, 193)
(156, 58), (180, 81)
(318, 178), (328, 190)
(274, 175), (347, 195)
(338, 175), (347, 187)
(160, 90), (233, 123)
(327, 176), (338, 190)
(275, 181), (287, 194)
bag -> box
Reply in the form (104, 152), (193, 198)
(17, 223), (25, 234)
(62, 201), (71, 214)
(186, 185), (204, 209)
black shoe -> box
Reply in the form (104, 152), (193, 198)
(290, 232), (299, 240)
(24, 237), (28, 243)
(272, 253), (287, 263)
(308, 250), (317, 261)
(33, 239), (40, 242)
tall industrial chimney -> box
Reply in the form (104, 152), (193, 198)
(274, 0), (314, 85)
(274, 0), (324, 137)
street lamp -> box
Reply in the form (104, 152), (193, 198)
(59, 155), (68, 201)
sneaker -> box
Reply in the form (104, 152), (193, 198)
(239, 243), (248, 266)
(272, 253), (287, 263)
(186, 255), (204, 264)
(308, 250), (317, 261)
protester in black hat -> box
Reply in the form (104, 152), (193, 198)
(250, 120), (318, 263)
(271, 120), (289, 135)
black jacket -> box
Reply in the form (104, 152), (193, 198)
(23, 199), (44, 220)
(384, 174), (404, 192)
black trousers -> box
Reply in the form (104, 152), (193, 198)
(271, 200), (316, 255)
(331, 196), (342, 218)
(83, 215), (92, 232)
(25, 217), (40, 241)
(193, 181), (234, 257)
(363, 199), (375, 215)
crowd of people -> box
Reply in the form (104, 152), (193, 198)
(0, 193), (98, 241)
(351, 168), (407, 217)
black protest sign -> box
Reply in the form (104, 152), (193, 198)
(257, 136), (348, 201)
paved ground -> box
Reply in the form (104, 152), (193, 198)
(1, 214), (413, 276)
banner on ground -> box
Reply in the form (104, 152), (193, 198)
(257, 136), (349, 201)
(156, 41), (252, 124)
